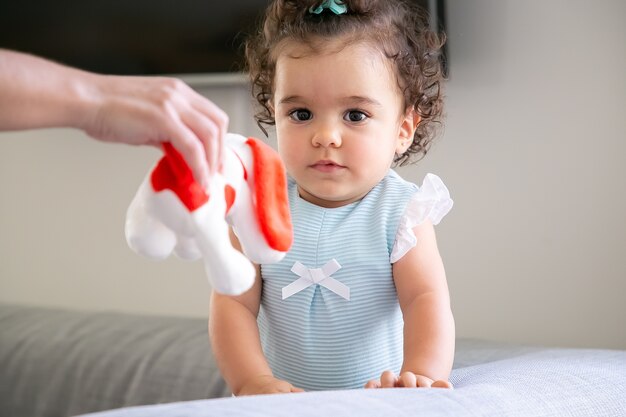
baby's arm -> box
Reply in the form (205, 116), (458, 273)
(366, 220), (455, 388)
(208, 231), (303, 396)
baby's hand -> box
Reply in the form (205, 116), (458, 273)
(365, 370), (453, 389)
(236, 375), (304, 396)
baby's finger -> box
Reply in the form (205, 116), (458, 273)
(380, 371), (397, 388)
(415, 375), (435, 388)
(364, 379), (381, 389)
(432, 380), (454, 389)
(397, 371), (417, 388)
(290, 386), (305, 393)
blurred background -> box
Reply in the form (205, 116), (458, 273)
(0, 0), (624, 349)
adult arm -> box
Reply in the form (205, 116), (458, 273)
(0, 49), (227, 186)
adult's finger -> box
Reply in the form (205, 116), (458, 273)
(190, 92), (229, 172)
(167, 116), (210, 188)
(181, 107), (221, 178)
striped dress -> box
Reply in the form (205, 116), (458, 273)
(259, 170), (420, 391)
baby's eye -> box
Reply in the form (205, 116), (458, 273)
(289, 109), (312, 121)
(344, 110), (368, 123)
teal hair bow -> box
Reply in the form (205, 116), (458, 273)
(309, 0), (347, 15)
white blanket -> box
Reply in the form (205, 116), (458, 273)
(79, 348), (626, 417)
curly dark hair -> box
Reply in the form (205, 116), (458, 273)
(245, 0), (446, 165)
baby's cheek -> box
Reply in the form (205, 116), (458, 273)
(279, 148), (303, 171)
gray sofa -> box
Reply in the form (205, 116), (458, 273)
(1, 303), (625, 417)
(0, 303), (229, 417)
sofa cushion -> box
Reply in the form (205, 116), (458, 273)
(0, 303), (230, 417)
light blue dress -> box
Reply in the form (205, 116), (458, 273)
(259, 170), (452, 391)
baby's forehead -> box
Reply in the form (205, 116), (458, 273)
(274, 34), (383, 60)
(274, 38), (400, 85)
(272, 42), (404, 110)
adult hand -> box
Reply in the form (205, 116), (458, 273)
(236, 375), (304, 396)
(84, 75), (228, 188)
(0, 49), (228, 188)
(365, 370), (453, 389)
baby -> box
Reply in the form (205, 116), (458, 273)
(210, 0), (454, 394)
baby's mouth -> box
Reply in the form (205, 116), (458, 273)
(310, 160), (345, 172)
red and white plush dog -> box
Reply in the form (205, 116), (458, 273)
(125, 133), (292, 295)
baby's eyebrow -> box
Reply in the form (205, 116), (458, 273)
(340, 96), (382, 106)
(277, 95), (382, 107)
(277, 95), (304, 105)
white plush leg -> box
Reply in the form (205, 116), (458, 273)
(191, 175), (255, 295)
(173, 236), (202, 261)
(125, 177), (177, 260)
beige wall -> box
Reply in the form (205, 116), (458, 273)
(1, 0), (625, 349)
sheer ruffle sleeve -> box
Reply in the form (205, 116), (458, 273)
(390, 173), (453, 263)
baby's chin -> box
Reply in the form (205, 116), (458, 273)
(297, 185), (367, 208)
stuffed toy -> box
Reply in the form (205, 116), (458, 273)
(125, 133), (293, 295)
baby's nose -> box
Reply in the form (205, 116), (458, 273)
(312, 124), (342, 148)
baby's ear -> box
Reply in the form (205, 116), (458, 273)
(396, 108), (421, 154)
(268, 99), (276, 117)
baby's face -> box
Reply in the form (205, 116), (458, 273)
(272, 40), (414, 208)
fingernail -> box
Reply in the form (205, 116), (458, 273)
(201, 175), (210, 190)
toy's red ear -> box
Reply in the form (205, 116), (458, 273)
(150, 143), (209, 212)
(246, 138), (293, 252)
